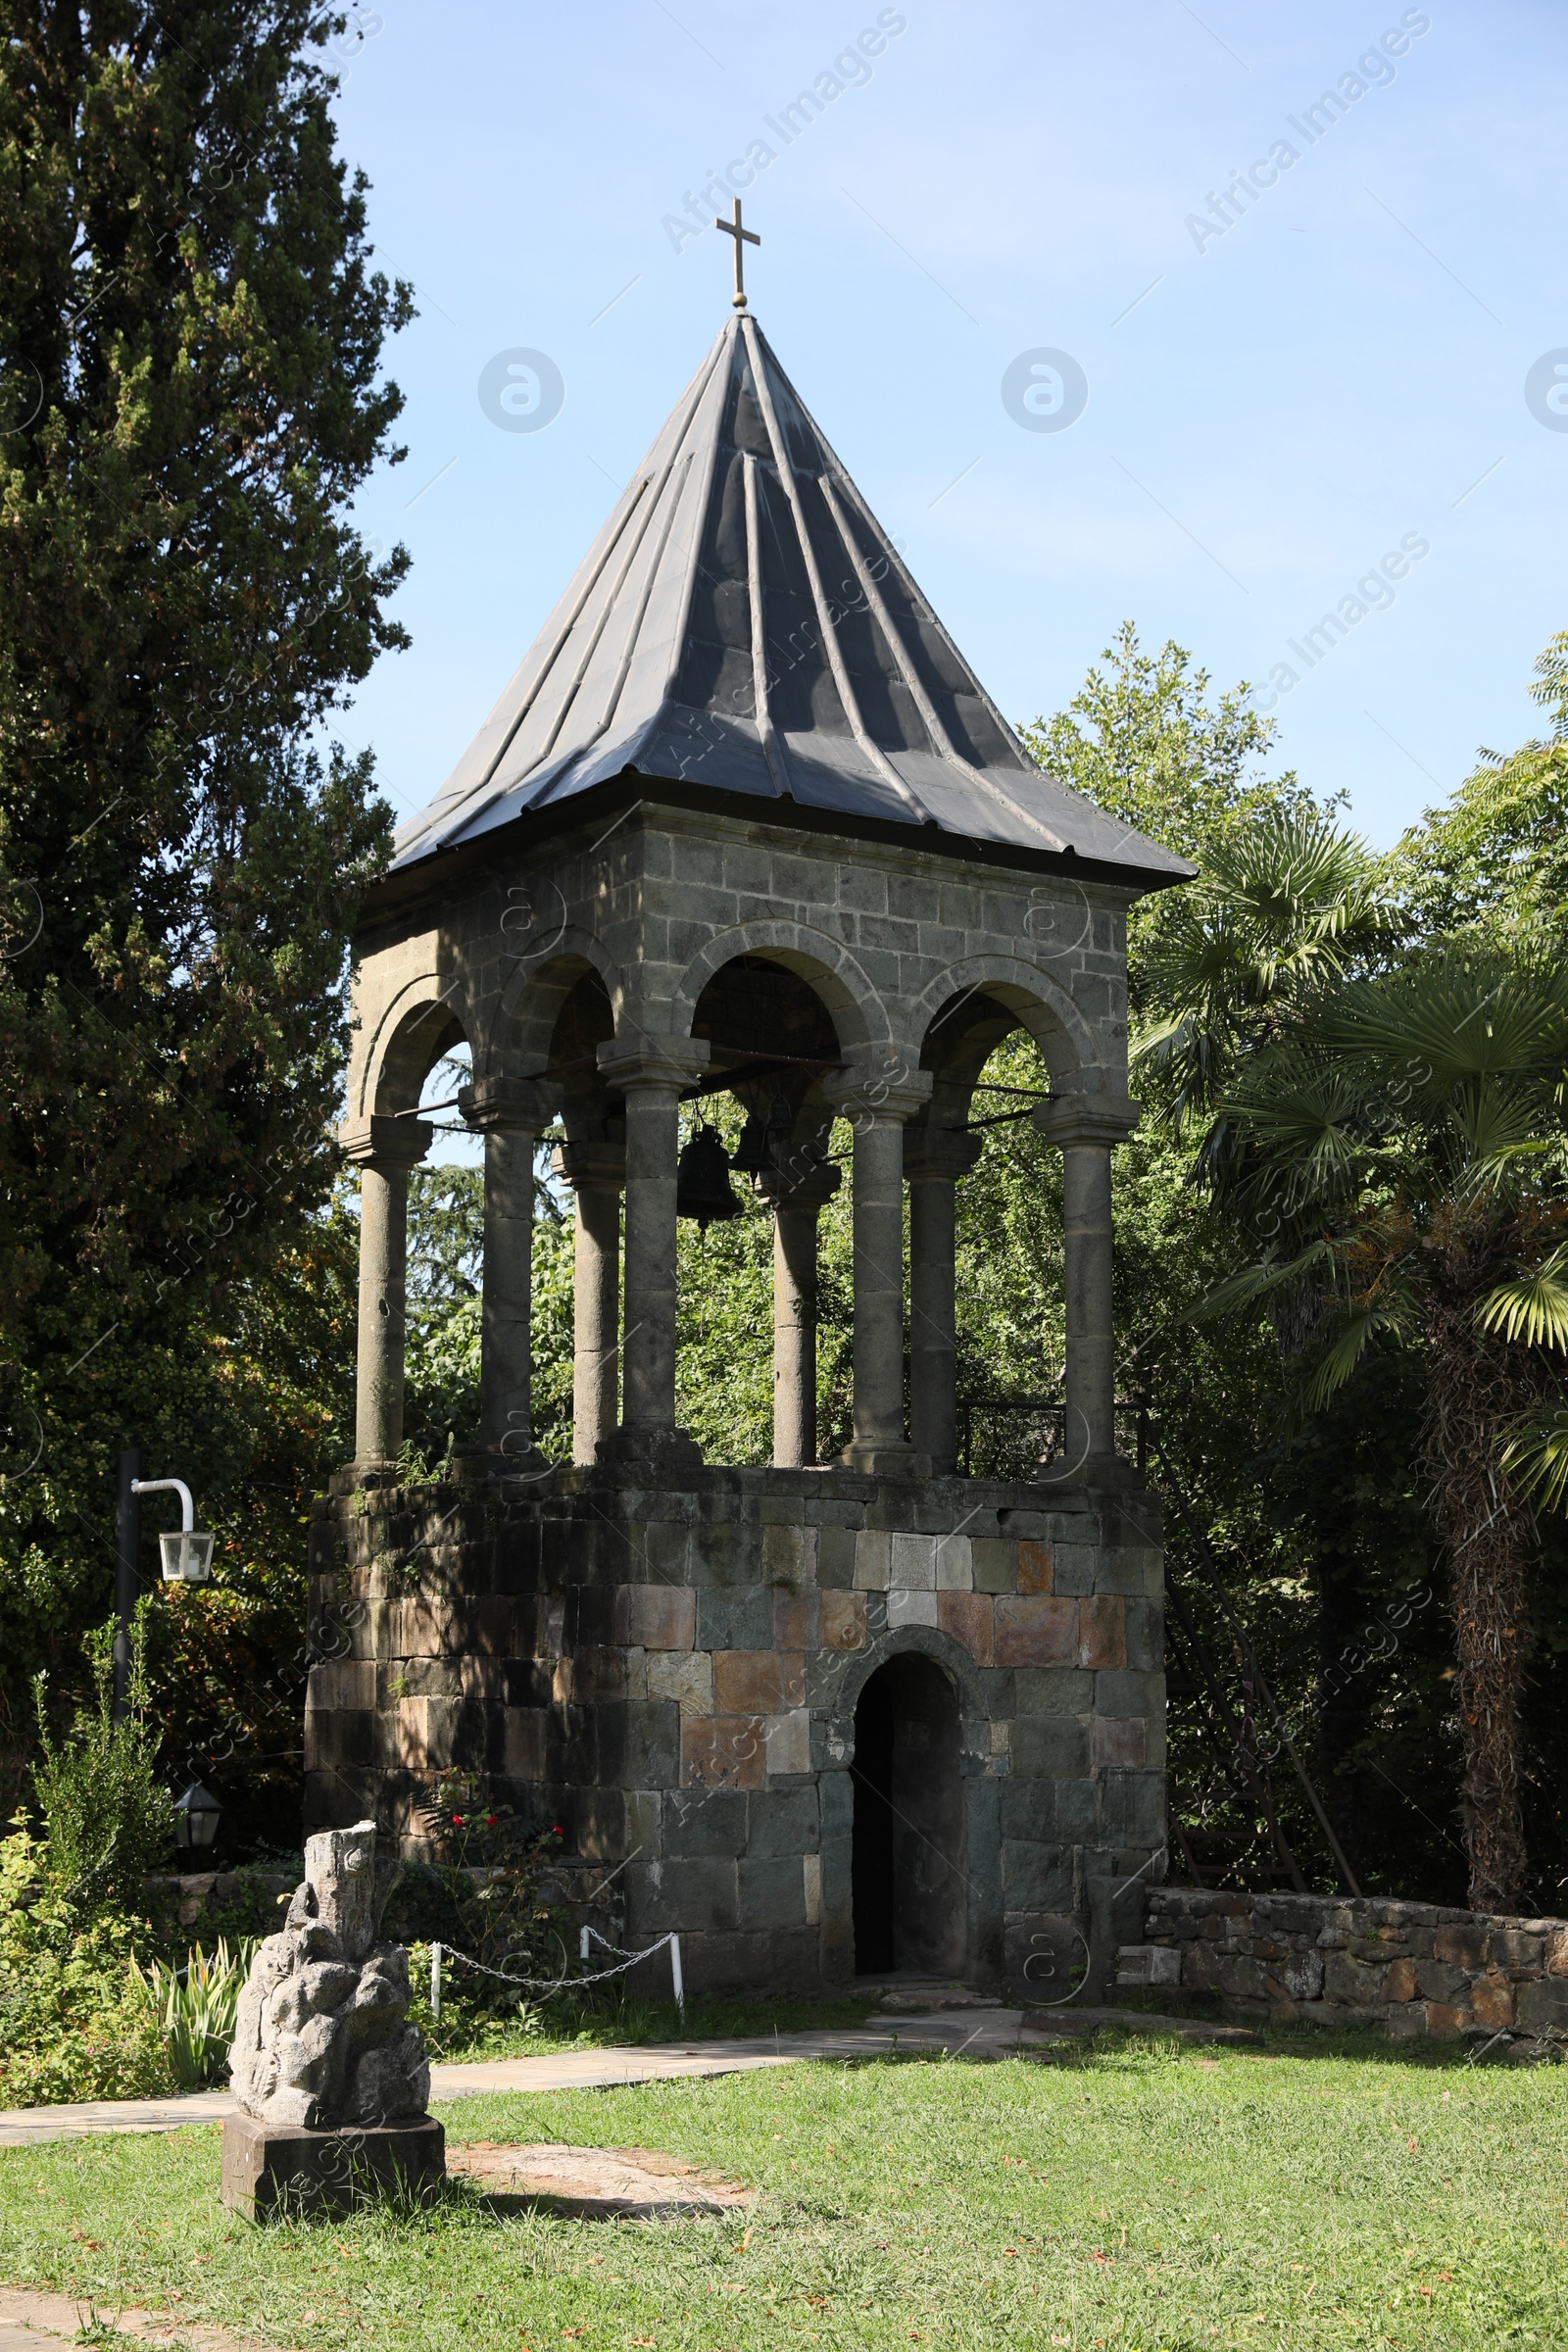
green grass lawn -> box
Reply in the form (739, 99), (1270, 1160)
(415, 1986), (875, 2063)
(0, 2030), (1563, 2351)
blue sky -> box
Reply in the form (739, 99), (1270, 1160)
(325, 0), (1568, 852)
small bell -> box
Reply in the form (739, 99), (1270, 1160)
(675, 1124), (743, 1231)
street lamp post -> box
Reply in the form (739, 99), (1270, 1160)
(112, 1446), (142, 1726)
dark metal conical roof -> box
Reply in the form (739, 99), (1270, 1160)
(391, 314), (1190, 882)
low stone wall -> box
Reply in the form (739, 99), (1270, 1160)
(144, 1869), (296, 1933)
(1118, 1886), (1568, 2054)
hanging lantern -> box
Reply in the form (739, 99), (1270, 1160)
(172, 1779), (222, 1854)
(675, 1124), (743, 1230)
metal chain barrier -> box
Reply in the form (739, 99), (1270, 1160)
(428, 1927), (685, 2025)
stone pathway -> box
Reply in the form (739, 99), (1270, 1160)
(0, 2005), (1259, 2150)
(0, 2284), (266, 2352)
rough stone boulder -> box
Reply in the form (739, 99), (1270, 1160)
(229, 1819), (429, 2131)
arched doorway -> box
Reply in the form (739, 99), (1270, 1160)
(851, 1653), (966, 1978)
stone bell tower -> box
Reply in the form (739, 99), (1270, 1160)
(306, 293), (1192, 1997)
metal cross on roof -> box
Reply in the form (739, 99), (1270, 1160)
(714, 196), (760, 312)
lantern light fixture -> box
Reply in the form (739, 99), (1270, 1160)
(130, 1477), (216, 1584)
(172, 1779), (222, 1853)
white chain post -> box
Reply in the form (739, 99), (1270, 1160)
(430, 1940), (442, 2023)
(670, 1933), (685, 2030)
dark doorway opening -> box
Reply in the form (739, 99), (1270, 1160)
(851, 1652), (966, 1977)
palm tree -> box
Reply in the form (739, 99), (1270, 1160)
(1205, 944), (1568, 1913)
(1133, 809), (1396, 1179)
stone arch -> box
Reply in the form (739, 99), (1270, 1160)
(910, 956), (1099, 1092)
(667, 920), (893, 1054)
(495, 926), (628, 1070)
(827, 1624), (992, 1766)
(354, 969), (473, 1120)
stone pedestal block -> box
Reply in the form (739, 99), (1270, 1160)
(220, 2111), (446, 2221)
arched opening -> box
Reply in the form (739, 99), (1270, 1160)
(672, 955), (845, 1465)
(851, 1653), (966, 1979)
(910, 984), (1078, 1481)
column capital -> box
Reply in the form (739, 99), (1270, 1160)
(902, 1123), (983, 1183)
(596, 1033), (710, 1093)
(339, 1115), (433, 1171)
(822, 1058), (932, 1126)
(758, 1154), (842, 1213)
(1030, 1093), (1141, 1151)
(553, 1136), (626, 1192)
(459, 1074), (562, 1133)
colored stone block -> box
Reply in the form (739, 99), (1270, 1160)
(994, 1595), (1078, 1667)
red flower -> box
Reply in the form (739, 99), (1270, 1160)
(451, 1812), (463, 1825)
(485, 1814), (498, 1827)
(553, 1823), (564, 1836)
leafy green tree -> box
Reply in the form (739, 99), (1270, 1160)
(0, 5), (409, 1788)
(1393, 630), (1568, 941)
(1021, 621), (1322, 1006)
(1207, 944), (1568, 1912)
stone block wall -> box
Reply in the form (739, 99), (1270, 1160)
(305, 1462), (1166, 1998)
(1123, 1886), (1568, 2053)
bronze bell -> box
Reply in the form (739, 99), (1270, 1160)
(675, 1123), (743, 1230)
(732, 1095), (794, 1177)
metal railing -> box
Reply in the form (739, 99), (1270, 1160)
(956, 1394), (1151, 1481)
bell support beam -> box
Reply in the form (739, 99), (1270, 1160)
(341, 1115), (434, 1470)
(1030, 1094), (1141, 1483)
(595, 1033), (710, 1467)
(823, 1062), (933, 1477)
(903, 1122), (983, 1478)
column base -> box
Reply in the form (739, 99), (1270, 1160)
(452, 1445), (552, 1485)
(1038, 1450), (1141, 1490)
(595, 1423), (705, 1472)
(331, 1459), (402, 1496)
(834, 1440), (933, 1479)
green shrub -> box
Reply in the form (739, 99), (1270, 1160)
(130, 1936), (258, 2090)
(0, 1816), (172, 2105)
(32, 1605), (172, 1909)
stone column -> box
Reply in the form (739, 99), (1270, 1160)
(552, 1135), (626, 1465)
(595, 1034), (710, 1466)
(758, 1158), (841, 1468)
(904, 1124), (983, 1477)
(1030, 1095), (1140, 1481)
(459, 1076), (561, 1471)
(340, 1114), (433, 1469)
(823, 1065), (933, 1477)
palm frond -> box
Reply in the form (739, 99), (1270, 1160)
(1447, 1079), (1555, 1195)
(1223, 1047), (1379, 1209)
(1501, 1405), (1568, 1512)
(1325, 945), (1568, 1090)
(1478, 1247), (1568, 1348)
(1301, 1297), (1413, 1411)
(1190, 1240), (1333, 1324)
